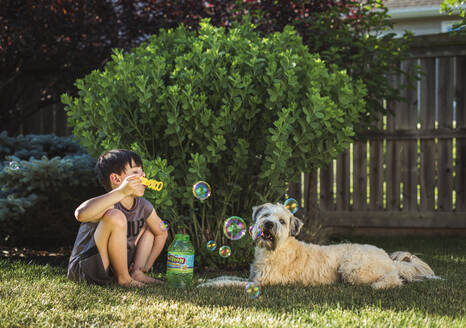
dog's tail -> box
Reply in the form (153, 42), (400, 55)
(196, 275), (249, 288)
(390, 251), (441, 281)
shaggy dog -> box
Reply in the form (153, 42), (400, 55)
(199, 203), (439, 289)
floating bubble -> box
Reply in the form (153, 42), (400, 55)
(223, 216), (246, 240)
(160, 221), (169, 232)
(206, 240), (217, 251)
(9, 161), (20, 170)
(284, 198), (299, 214)
(245, 282), (260, 299)
(249, 225), (262, 240)
(192, 181), (211, 201)
(219, 245), (231, 258)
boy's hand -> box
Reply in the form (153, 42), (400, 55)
(118, 174), (144, 196)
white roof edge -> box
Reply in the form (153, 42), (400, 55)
(388, 5), (459, 20)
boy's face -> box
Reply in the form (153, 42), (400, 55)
(111, 160), (146, 197)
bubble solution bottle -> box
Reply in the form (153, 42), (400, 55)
(166, 234), (195, 288)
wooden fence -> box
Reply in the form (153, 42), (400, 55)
(19, 33), (466, 232)
(288, 34), (466, 233)
(19, 102), (71, 136)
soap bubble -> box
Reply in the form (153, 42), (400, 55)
(223, 216), (246, 240)
(160, 221), (169, 232)
(219, 245), (231, 258)
(249, 225), (262, 240)
(206, 240), (217, 251)
(284, 198), (299, 214)
(245, 282), (260, 299)
(9, 161), (20, 170)
(192, 181), (211, 201)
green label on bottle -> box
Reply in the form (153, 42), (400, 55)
(167, 252), (194, 272)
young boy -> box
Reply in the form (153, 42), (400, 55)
(67, 149), (168, 287)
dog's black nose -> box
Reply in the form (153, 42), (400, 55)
(264, 221), (274, 230)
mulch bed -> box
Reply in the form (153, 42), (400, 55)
(0, 245), (71, 266)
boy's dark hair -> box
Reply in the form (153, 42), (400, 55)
(95, 149), (143, 192)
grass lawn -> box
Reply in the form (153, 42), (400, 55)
(0, 236), (465, 327)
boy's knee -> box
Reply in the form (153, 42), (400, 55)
(102, 208), (127, 229)
(159, 230), (168, 247)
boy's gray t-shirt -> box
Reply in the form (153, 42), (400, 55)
(68, 197), (154, 265)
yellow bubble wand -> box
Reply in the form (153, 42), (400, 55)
(140, 176), (164, 191)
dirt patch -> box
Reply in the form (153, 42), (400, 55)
(0, 245), (70, 266)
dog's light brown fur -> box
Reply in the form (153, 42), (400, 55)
(252, 237), (433, 288)
(198, 203), (439, 289)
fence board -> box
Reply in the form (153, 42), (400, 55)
(398, 60), (419, 211)
(386, 134), (401, 209)
(369, 138), (384, 210)
(420, 58), (436, 211)
(23, 110), (43, 135)
(406, 140), (418, 211)
(41, 106), (54, 134)
(319, 164), (334, 211)
(336, 148), (350, 210)
(303, 171), (317, 224)
(368, 111), (384, 210)
(287, 181), (301, 208)
(456, 56), (466, 211)
(437, 57), (454, 211)
(386, 71), (401, 211)
(55, 106), (70, 136)
(353, 141), (367, 210)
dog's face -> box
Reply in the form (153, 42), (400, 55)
(251, 203), (304, 251)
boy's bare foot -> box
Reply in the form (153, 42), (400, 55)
(118, 278), (145, 288)
(131, 269), (164, 284)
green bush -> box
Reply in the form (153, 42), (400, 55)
(63, 20), (366, 268)
(441, 0), (466, 33)
(236, 0), (415, 132)
(0, 132), (101, 247)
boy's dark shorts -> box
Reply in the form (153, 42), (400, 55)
(67, 246), (136, 285)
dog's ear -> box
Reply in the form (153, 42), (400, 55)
(252, 205), (265, 223)
(289, 215), (304, 236)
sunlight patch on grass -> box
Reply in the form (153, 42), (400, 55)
(1, 237), (465, 327)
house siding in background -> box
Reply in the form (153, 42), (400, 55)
(384, 0), (463, 36)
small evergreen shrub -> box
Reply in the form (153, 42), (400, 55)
(63, 20), (366, 268)
(0, 132), (101, 247)
(0, 131), (86, 159)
